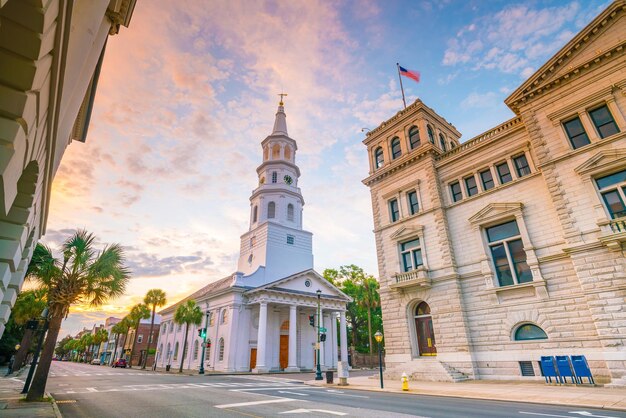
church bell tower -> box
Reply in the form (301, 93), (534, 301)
(236, 97), (314, 283)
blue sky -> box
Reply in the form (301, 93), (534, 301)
(44, 0), (611, 336)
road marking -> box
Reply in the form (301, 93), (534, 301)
(280, 409), (347, 416)
(570, 412), (619, 418)
(231, 386), (324, 392)
(86, 387), (98, 392)
(215, 398), (298, 409)
(278, 391), (309, 396)
(519, 413), (576, 418)
(324, 390), (369, 398)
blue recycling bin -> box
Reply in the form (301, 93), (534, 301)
(555, 356), (575, 384)
(571, 355), (595, 385)
(540, 356), (559, 384)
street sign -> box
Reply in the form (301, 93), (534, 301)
(319, 327), (327, 333)
(314, 343), (320, 349)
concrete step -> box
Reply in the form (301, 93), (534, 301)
(385, 359), (469, 383)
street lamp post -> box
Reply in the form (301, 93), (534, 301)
(199, 303), (210, 375)
(315, 289), (323, 381)
(374, 330), (384, 389)
(22, 308), (49, 394)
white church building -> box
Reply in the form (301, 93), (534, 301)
(156, 101), (351, 373)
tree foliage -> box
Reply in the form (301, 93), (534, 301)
(174, 300), (202, 372)
(323, 265), (383, 354)
(142, 289), (166, 369)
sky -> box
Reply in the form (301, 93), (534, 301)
(43, 0), (611, 337)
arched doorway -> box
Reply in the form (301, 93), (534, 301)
(414, 302), (436, 356)
(279, 320), (289, 370)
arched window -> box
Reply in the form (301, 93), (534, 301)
(174, 342), (179, 360)
(209, 312), (215, 327)
(220, 309), (228, 325)
(415, 301), (431, 316)
(252, 206), (258, 223)
(391, 137), (402, 159)
(287, 204), (294, 221)
(427, 125), (435, 143)
(450, 142), (455, 149)
(272, 171), (277, 183)
(218, 338), (225, 361)
(268, 202), (276, 218)
(263, 147), (269, 161)
(409, 126), (420, 149)
(206, 339), (211, 362)
(193, 340), (199, 360)
(375, 147), (384, 169)
(284, 146), (292, 160)
(439, 134), (447, 151)
(272, 144), (280, 159)
(169, 322), (173, 332)
(514, 324), (548, 341)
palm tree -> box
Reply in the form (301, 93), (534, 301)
(174, 300), (202, 373)
(80, 334), (93, 362)
(128, 303), (150, 368)
(142, 289), (167, 369)
(10, 288), (46, 371)
(93, 328), (108, 361)
(120, 316), (133, 361)
(110, 319), (129, 365)
(25, 230), (130, 401)
(358, 276), (380, 355)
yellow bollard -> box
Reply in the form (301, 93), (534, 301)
(401, 372), (409, 391)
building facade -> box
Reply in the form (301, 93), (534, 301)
(157, 102), (351, 373)
(121, 319), (161, 367)
(0, 0), (136, 338)
(363, 1), (626, 385)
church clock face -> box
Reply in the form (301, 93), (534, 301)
(284, 175), (293, 185)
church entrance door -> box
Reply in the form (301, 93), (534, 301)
(279, 335), (289, 369)
(414, 301), (436, 356)
(250, 348), (257, 370)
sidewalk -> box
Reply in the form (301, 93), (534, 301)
(307, 373), (626, 412)
(0, 366), (61, 417)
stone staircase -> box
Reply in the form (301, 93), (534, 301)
(384, 358), (469, 383)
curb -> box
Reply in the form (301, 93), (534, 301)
(46, 392), (63, 418)
(305, 381), (626, 412)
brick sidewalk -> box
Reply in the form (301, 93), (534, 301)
(307, 374), (626, 411)
(0, 366), (61, 417)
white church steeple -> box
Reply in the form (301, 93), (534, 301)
(236, 98), (314, 283)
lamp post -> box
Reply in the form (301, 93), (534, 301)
(374, 331), (384, 389)
(199, 303), (210, 375)
(315, 289), (323, 381)
(22, 308), (49, 394)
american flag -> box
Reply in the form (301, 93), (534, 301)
(399, 65), (420, 83)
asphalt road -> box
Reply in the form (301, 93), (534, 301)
(41, 362), (626, 418)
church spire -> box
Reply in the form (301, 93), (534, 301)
(272, 94), (288, 136)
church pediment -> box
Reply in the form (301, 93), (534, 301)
(505, 2), (626, 112)
(575, 149), (626, 176)
(469, 202), (523, 226)
(246, 269), (352, 302)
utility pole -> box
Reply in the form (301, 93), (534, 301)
(315, 290), (323, 381)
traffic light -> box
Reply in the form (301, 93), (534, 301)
(308, 315), (315, 327)
(198, 328), (206, 338)
(320, 333), (327, 342)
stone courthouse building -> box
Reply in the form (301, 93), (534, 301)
(157, 102), (351, 373)
(363, 1), (626, 385)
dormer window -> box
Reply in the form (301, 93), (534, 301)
(391, 137), (402, 159)
(375, 147), (384, 169)
(409, 126), (421, 149)
(427, 125), (435, 144)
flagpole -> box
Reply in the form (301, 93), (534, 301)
(396, 63), (407, 109)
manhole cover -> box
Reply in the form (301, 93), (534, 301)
(56, 400), (77, 404)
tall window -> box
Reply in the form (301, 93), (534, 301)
(439, 134), (447, 151)
(167, 343), (171, 357)
(268, 202), (276, 218)
(209, 312), (215, 327)
(480, 169), (494, 191)
(514, 324), (548, 341)
(389, 199), (399, 222)
(486, 220), (532, 287)
(563, 116), (590, 149)
(272, 171), (278, 183)
(375, 147), (384, 169)
(427, 125), (434, 143)
(193, 340), (199, 360)
(496, 162), (513, 184)
(137, 335), (143, 343)
(174, 342), (179, 360)
(221, 309), (228, 325)
(252, 206), (258, 223)
(391, 137), (402, 159)
(409, 126), (420, 149)
(407, 191), (419, 215)
(400, 238), (423, 272)
(218, 338), (225, 361)
(465, 175), (478, 197)
(596, 169), (626, 219)
(513, 154), (531, 177)
(287, 204), (294, 221)
(169, 322), (173, 332)
(589, 105), (620, 138)
(450, 182), (462, 202)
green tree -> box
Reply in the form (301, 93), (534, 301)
(25, 231), (130, 401)
(110, 318), (130, 365)
(128, 303), (150, 367)
(79, 333), (93, 361)
(55, 335), (73, 359)
(93, 328), (109, 359)
(174, 300), (202, 373)
(359, 276), (380, 355)
(9, 288), (46, 370)
(142, 289), (167, 369)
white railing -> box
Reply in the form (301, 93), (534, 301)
(609, 218), (626, 233)
(393, 268), (430, 287)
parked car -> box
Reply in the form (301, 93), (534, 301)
(91, 358), (101, 365)
(112, 358), (127, 368)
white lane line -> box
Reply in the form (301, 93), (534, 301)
(280, 409), (347, 416)
(518, 413), (573, 418)
(325, 389), (369, 398)
(278, 391), (309, 396)
(86, 387), (98, 392)
(230, 386), (324, 392)
(215, 398), (300, 409)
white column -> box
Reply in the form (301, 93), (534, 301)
(255, 302), (269, 372)
(339, 311), (348, 364)
(331, 312), (338, 368)
(286, 305), (298, 371)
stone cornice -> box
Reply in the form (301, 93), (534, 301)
(362, 145), (439, 186)
(256, 159), (301, 178)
